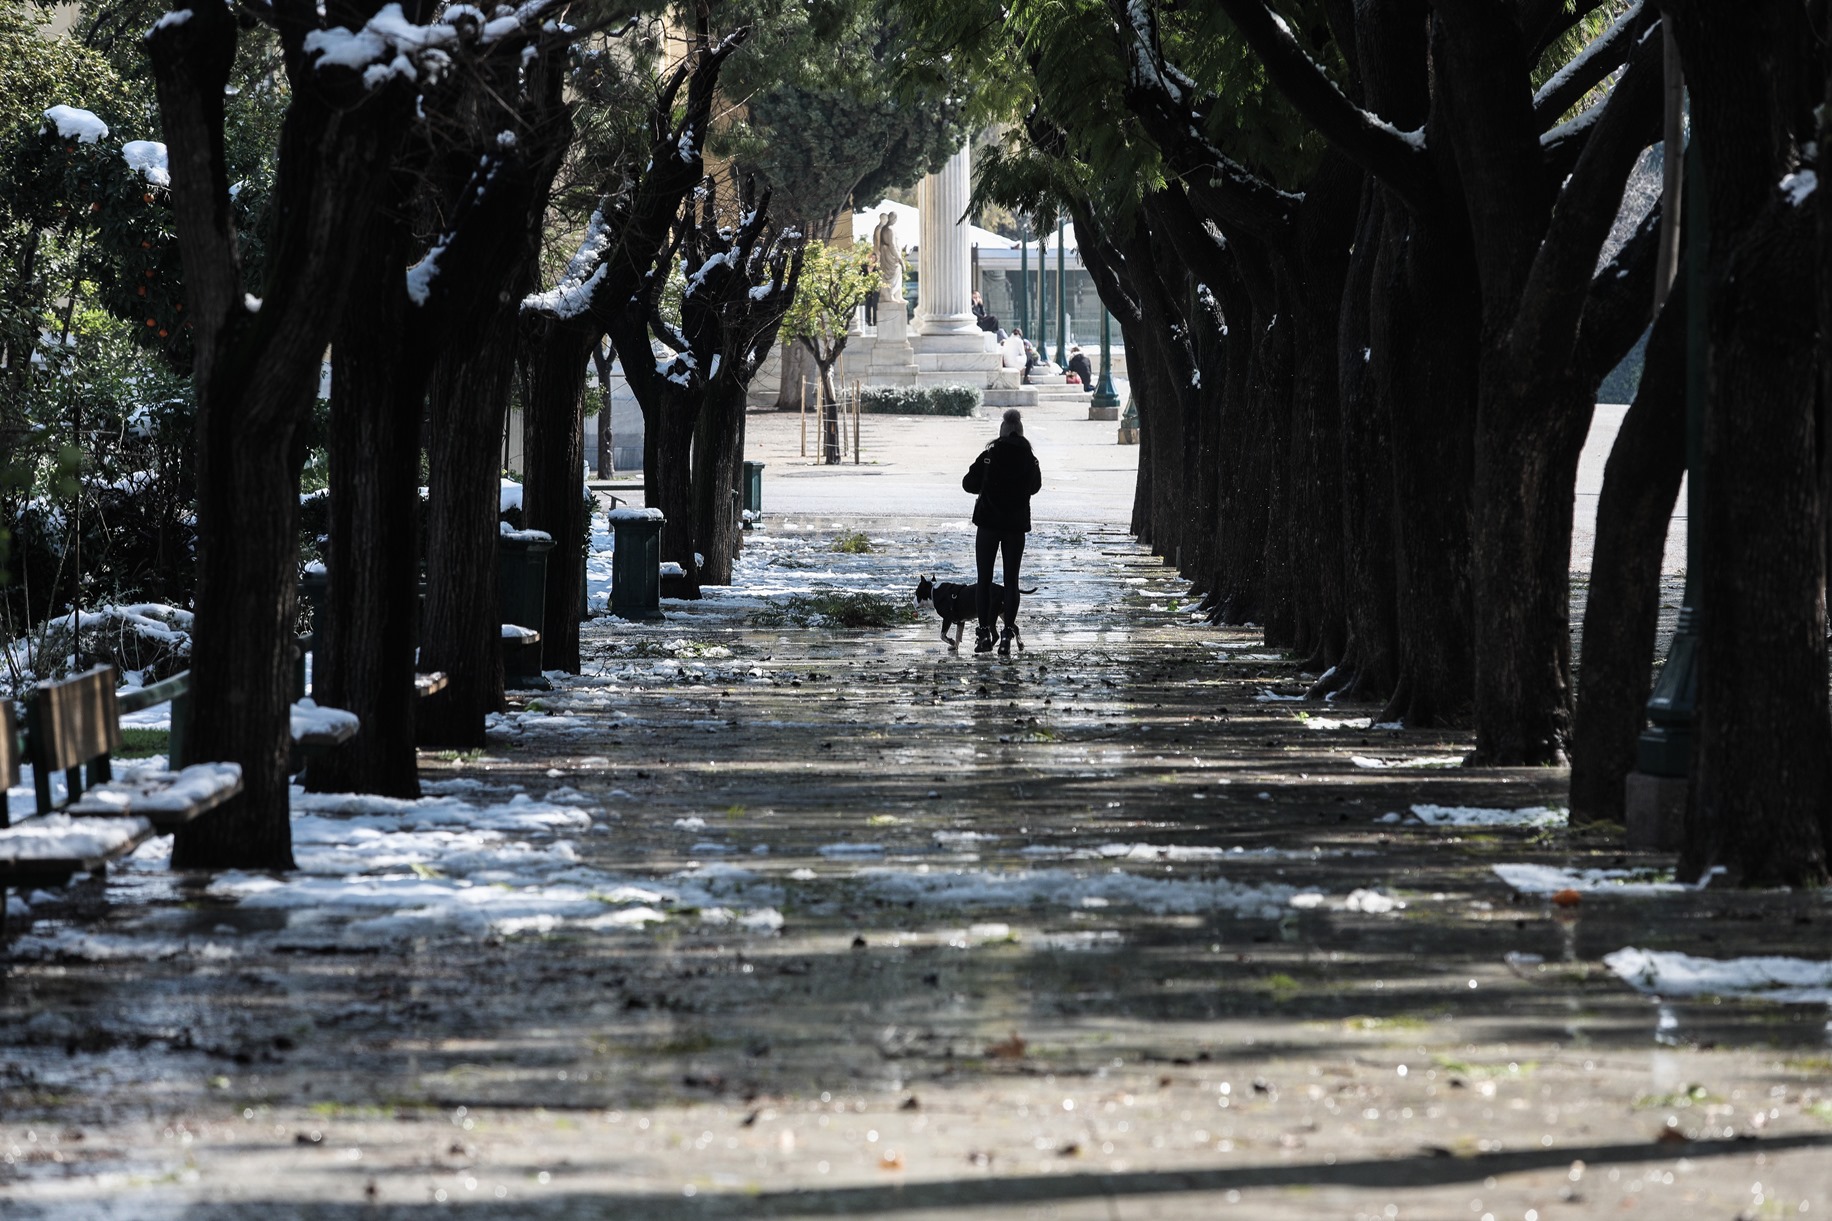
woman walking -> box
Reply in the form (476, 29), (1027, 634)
(962, 408), (1043, 656)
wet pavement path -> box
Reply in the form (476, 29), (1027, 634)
(3, 519), (1830, 1220)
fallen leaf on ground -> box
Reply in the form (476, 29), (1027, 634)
(987, 1032), (1026, 1059)
(1551, 889), (1583, 908)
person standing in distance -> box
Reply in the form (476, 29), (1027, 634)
(962, 408), (1043, 656)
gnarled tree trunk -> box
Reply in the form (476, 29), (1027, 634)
(521, 317), (595, 673)
(309, 214), (423, 797)
(419, 317), (518, 748)
(1570, 290), (1685, 823)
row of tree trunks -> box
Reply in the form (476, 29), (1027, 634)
(519, 23), (753, 610)
(314, 27), (574, 793)
(149, 0), (424, 868)
(1099, 0), (1675, 764)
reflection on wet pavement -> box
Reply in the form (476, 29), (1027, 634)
(2, 520), (1829, 1219)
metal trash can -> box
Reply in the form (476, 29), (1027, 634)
(297, 567), (329, 698)
(500, 528), (555, 686)
(609, 508), (665, 621)
(742, 460), (765, 524)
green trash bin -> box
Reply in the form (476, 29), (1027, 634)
(742, 461), (764, 526)
(298, 566), (330, 698)
(609, 508), (665, 621)
(500, 528), (555, 686)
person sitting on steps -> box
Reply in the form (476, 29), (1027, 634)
(962, 408), (1043, 657)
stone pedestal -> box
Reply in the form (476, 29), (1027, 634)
(1624, 772), (1686, 851)
(867, 287), (919, 385)
(1088, 403), (1119, 421)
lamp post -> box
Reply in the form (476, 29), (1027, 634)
(1036, 227), (1047, 356)
(1054, 218), (1068, 368)
(1016, 218), (1029, 334)
(1090, 306), (1121, 420)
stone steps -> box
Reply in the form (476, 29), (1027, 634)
(982, 387), (1038, 409)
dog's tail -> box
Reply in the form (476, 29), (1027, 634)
(1018, 586), (1039, 594)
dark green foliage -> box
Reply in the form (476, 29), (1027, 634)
(1, 339), (198, 627)
(711, 0), (971, 232)
(117, 726), (168, 759)
(749, 590), (918, 627)
(859, 383), (982, 416)
(0, 3), (284, 610)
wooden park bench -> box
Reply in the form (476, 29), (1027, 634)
(1, 666), (244, 938)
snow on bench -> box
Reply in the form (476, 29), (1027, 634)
(291, 699), (359, 750)
(0, 814), (158, 882)
(65, 762), (243, 831)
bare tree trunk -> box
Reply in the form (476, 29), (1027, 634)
(1374, 206), (1479, 727)
(309, 217), (422, 797)
(1334, 185), (1400, 700)
(816, 352), (843, 465)
(1468, 373), (1592, 763)
(1685, 198), (1828, 885)
(1287, 154), (1360, 671)
(419, 320), (518, 747)
(522, 317), (595, 673)
(591, 341), (615, 476)
(774, 339), (816, 412)
(692, 379), (747, 585)
(1570, 292), (1684, 823)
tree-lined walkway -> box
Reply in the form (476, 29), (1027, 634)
(3, 517), (1829, 1218)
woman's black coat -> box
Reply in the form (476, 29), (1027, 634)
(963, 435), (1043, 532)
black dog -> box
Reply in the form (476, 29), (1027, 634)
(915, 575), (1036, 650)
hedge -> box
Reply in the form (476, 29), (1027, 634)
(857, 384), (982, 416)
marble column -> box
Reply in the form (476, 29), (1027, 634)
(915, 144), (978, 336)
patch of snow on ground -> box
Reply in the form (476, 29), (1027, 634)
(10, 788), (784, 958)
(1351, 756), (1463, 770)
(1301, 716), (1371, 731)
(1410, 804), (1567, 828)
(855, 866), (1295, 919)
(1604, 947), (1832, 1004)
(818, 842), (886, 857)
(1492, 863), (1688, 896)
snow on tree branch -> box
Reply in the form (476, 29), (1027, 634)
(523, 207), (612, 318)
(1533, 2), (1646, 127)
(299, 0), (566, 89)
